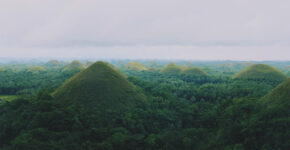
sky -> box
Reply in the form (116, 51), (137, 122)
(0, 0), (290, 60)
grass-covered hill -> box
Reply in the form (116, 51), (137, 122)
(160, 63), (182, 74)
(53, 61), (146, 110)
(181, 67), (208, 76)
(124, 62), (148, 72)
(234, 64), (287, 81)
(262, 78), (290, 107)
(62, 60), (86, 72)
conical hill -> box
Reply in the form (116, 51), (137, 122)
(182, 67), (208, 76)
(124, 62), (148, 71)
(53, 61), (146, 110)
(160, 63), (182, 74)
(62, 60), (86, 72)
(234, 64), (287, 81)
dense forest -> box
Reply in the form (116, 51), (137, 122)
(0, 60), (289, 150)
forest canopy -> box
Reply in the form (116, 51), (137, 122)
(0, 60), (289, 150)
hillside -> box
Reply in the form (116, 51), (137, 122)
(124, 62), (148, 71)
(160, 63), (182, 74)
(262, 78), (290, 106)
(182, 67), (208, 76)
(234, 64), (287, 81)
(53, 61), (146, 110)
(62, 60), (86, 72)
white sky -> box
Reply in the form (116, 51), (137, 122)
(0, 0), (290, 60)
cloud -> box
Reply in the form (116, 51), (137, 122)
(2, 45), (290, 61)
(0, 0), (289, 60)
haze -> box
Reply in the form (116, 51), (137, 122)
(0, 0), (290, 60)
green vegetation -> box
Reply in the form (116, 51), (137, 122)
(124, 62), (148, 72)
(0, 60), (289, 150)
(160, 63), (182, 74)
(234, 64), (287, 82)
(0, 66), (78, 95)
(0, 95), (18, 102)
(26, 66), (46, 73)
(0, 67), (5, 71)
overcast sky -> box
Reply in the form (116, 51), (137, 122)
(0, 0), (290, 60)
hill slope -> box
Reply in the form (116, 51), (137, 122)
(53, 61), (145, 110)
(234, 64), (287, 81)
(160, 63), (182, 74)
(124, 62), (147, 71)
(262, 78), (290, 106)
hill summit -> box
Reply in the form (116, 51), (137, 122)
(160, 63), (182, 74)
(124, 62), (148, 71)
(234, 64), (287, 81)
(62, 60), (86, 72)
(53, 61), (145, 110)
(182, 67), (208, 76)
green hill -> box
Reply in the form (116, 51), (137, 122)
(160, 63), (182, 74)
(53, 61), (146, 110)
(262, 78), (290, 106)
(234, 64), (287, 81)
(181, 67), (208, 76)
(62, 60), (86, 72)
(124, 62), (148, 71)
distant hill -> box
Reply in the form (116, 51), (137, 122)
(62, 60), (86, 72)
(53, 61), (146, 110)
(182, 67), (208, 76)
(45, 60), (65, 68)
(26, 66), (46, 73)
(160, 63), (182, 74)
(124, 62), (148, 71)
(234, 64), (287, 81)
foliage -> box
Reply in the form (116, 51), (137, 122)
(0, 61), (289, 150)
